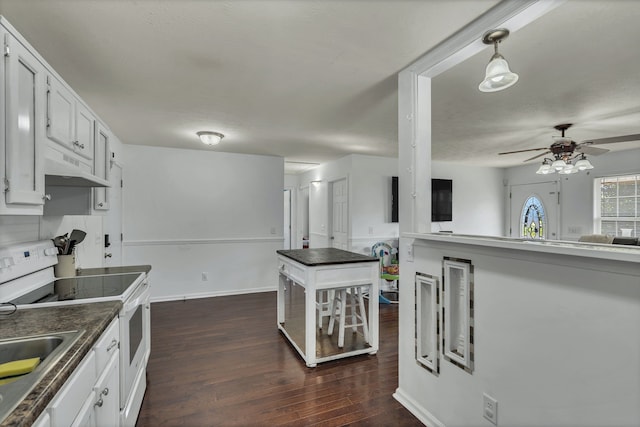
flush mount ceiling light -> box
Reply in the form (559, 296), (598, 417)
(479, 28), (519, 93)
(197, 131), (224, 146)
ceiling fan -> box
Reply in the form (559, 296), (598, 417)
(498, 124), (640, 174)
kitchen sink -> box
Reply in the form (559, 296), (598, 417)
(0, 330), (85, 423)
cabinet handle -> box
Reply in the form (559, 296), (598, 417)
(94, 397), (104, 408)
(104, 253), (112, 259)
(42, 194), (51, 201)
(98, 202), (104, 207)
(73, 141), (85, 149)
(101, 387), (109, 396)
(106, 339), (118, 351)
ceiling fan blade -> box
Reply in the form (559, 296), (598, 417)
(523, 151), (551, 162)
(582, 134), (640, 145)
(498, 147), (548, 155)
(576, 145), (609, 156)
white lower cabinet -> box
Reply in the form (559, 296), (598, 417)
(44, 318), (120, 427)
(93, 351), (120, 427)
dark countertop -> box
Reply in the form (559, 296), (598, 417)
(0, 301), (122, 427)
(277, 248), (378, 266)
(76, 264), (151, 276)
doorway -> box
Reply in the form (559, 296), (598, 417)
(329, 178), (348, 249)
(509, 181), (559, 240)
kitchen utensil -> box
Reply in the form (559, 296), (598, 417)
(67, 240), (77, 255)
(68, 229), (86, 246)
(53, 234), (68, 254)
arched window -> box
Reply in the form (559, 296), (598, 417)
(521, 196), (546, 239)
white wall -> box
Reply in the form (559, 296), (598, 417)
(430, 161), (505, 236)
(397, 239), (640, 427)
(299, 155), (399, 254)
(122, 145), (284, 301)
(505, 147), (640, 240)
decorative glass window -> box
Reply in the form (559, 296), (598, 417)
(520, 196), (546, 239)
(595, 174), (639, 237)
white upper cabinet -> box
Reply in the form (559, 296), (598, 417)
(93, 122), (111, 210)
(47, 75), (94, 160)
(1, 31), (46, 213)
(46, 75), (74, 149)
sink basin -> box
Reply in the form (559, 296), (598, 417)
(0, 336), (64, 366)
(0, 330), (85, 423)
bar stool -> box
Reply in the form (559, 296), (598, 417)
(328, 286), (369, 348)
(316, 290), (334, 329)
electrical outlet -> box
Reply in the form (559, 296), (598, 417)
(270, 227), (277, 235)
(201, 272), (209, 281)
(483, 393), (498, 425)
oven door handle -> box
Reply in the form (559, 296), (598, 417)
(124, 293), (148, 312)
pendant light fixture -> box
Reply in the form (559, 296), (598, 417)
(479, 28), (519, 93)
(197, 131), (224, 146)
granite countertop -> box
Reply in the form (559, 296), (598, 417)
(277, 248), (378, 266)
(0, 301), (122, 427)
(76, 264), (151, 276)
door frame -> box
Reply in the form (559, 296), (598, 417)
(328, 176), (349, 249)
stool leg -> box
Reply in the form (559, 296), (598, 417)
(328, 291), (338, 336)
(350, 288), (358, 333)
(357, 286), (370, 343)
(338, 289), (346, 348)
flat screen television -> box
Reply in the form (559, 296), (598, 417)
(431, 179), (452, 222)
(391, 176), (398, 223)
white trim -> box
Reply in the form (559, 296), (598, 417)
(350, 236), (399, 242)
(393, 388), (445, 427)
(150, 286), (276, 303)
(124, 237), (283, 246)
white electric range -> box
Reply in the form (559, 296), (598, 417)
(0, 240), (150, 427)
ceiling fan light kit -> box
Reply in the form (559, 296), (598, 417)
(479, 28), (519, 93)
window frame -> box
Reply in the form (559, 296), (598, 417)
(593, 174), (639, 237)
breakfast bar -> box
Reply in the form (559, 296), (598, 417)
(276, 248), (379, 367)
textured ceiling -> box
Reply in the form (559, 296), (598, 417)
(432, 0), (640, 167)
(0, 0), (497, 172)
(1, 1), (636, 172)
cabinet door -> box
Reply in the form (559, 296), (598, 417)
(4, 33), (45, 206)
(46, 75), (74, 148)
(75, 102), (94, 160)
(93, 122), (110, 210)
(70, 391), (97, 427)
(93, 352), (120, 427)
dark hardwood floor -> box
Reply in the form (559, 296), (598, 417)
(136, 292), (422, 426)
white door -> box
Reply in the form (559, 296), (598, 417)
(283, 189), (291, 250)
(104, 164), (122, 266)
(330, 178), (348, 249)
(509, 181), (559, 240)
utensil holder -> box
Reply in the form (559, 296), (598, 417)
(55, 254), (76, 277)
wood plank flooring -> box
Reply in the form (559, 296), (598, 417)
(136, 292), (422, 426)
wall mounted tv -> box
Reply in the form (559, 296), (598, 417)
(432, 179), (452, 222)
(391, 176), (399, 223)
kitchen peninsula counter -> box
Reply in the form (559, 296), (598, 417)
(0, 301), (121, 427)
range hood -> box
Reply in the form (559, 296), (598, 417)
(45, 158), (110, 187)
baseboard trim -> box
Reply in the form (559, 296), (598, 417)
(393, 387), (445, 427)
(150, 286), (276, 303)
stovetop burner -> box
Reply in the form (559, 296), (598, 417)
(10, 273), (142, 305)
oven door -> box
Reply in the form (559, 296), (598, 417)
(119, 278), (150, 409)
